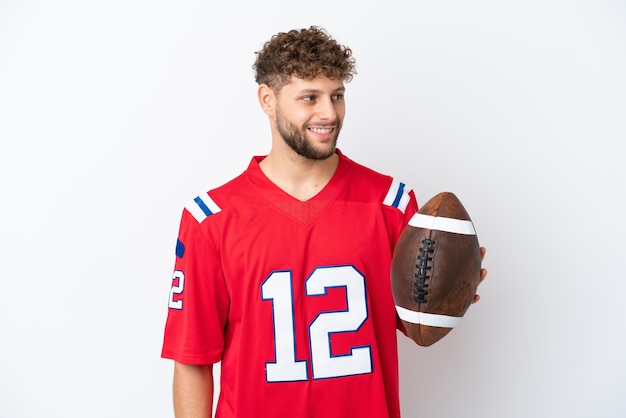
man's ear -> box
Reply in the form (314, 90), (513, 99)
(257, 84), (276, 116)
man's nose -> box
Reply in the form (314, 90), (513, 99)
(315, 97), (338, 121)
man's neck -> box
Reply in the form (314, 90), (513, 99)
(259, 149), (340, 202)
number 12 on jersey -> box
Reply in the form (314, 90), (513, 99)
(261, 265), (373, 382)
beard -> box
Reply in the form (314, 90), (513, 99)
(276, 107), (341, 160)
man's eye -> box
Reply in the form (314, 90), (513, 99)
(303, 96), (315, 102)
(332, 94), (344, 101)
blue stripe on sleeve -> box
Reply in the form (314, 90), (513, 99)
(194, 196), (213, 217)
(391, 182), (406, 208)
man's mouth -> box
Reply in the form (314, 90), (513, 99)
(308, 127), (335, 134)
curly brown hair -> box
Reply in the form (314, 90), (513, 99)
(253, 26), (357, 91)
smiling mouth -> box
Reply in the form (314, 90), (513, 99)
(308, 127), (335, 134)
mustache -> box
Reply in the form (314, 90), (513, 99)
(305, 119), (341, 128)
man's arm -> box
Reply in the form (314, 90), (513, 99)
(173, 361), (214, 418)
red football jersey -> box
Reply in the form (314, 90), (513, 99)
(162, 150), (418, 418)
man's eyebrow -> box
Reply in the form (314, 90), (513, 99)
(297, 87), (346, 94)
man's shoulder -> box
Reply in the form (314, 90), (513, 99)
(338, 152), (390, 183)
(339, 151), (415, 213)
(339, 152), (397, 191)
(181, 160), (256, 224)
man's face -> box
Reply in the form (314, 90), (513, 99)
(274, 76), (346, 160)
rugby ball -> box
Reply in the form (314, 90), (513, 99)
(391, 192), (481, 346)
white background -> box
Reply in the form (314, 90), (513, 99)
(1, 1), (625, 417)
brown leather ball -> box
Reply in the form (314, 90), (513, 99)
(391, 192), (481, 346)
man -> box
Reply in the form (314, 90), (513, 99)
(162, 26), (485, 417)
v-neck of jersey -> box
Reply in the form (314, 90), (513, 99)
(245, 150), (349, 223)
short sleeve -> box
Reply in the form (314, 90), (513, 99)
(161, 207), (229, 365)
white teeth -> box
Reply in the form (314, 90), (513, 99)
(309, 127), (333, 134)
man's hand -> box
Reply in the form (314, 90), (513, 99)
(472, 247), (488, 304)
